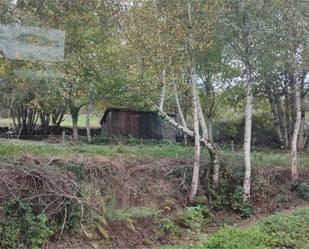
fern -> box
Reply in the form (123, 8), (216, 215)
(95, 193), (157, 238)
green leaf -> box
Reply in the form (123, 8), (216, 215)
(97, 224), (109, 239)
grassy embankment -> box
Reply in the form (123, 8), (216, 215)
(0, 140), (309, 249)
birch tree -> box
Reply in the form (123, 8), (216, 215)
(121, 0), (222, 200)
(220, 0), (275, 200)
(271, 0), (309, 180)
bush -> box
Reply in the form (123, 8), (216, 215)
(202, 207), (309, 249)
(176, 205), (205, 231)
(0, 197), (53, 249)
(297, 182), (309, 200)
(203, 226), (265, 249)
(230, 187), (252, 217)
(209, 161), (252, 216)
(213, 115), (279, 148)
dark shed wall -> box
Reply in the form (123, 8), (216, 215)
(101, 109), (177, 141)
(161, 121), (177, 142)
(102, 111), (139, 137)
(139, 112), (162, 139)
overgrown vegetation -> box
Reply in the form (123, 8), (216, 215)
(165, 207), (309, 249)
(0, 0), (308, 247)
(0, 197), (53, 249)
(0, 141), (308, 248)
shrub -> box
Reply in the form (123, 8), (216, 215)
(0, 217), (20, 249)
(0, 197), (53, 249)
(96, 193), (157, 238)
(203, 226), (265, 249)
(297, 182), (309, 200)
(230, 187), (252, 217)
(202, 207), (309, 249)
(176, 205), (205, 231)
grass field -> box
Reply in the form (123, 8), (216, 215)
(60, 114), (101, 128)
(0, 118), (13, 127)
(0, 139), (195, 160)
(0, 139), (309, 168)
(164, 207), (309, 249)
(0, 114), (101, 128)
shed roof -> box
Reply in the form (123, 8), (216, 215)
(100, 107), (156, 124)
(100, 107), (176, 125)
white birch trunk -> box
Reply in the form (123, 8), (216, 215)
(196, 97), (220, 187)
(207, 119), (213, 143)
(173, 77), (189, 146)
(243, 66), (253, 200)
(291, 80), (301, 181)
(159, 67), (166, 111)
(188, 1), (200, 201)
(189, 67), (201, 201)
(298, 114), (306, 150)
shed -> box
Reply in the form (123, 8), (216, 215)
(100, 108), (178, 141)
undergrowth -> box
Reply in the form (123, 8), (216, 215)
(0, 197), (53, 249)
(0, 140), (308, 248)
(164, 207), (309, 249)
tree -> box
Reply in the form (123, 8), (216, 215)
(120, 0), (222, 200)
(6, 0), (124, 140)
(219, 0), (277, 200)
(257, 0), (309, 180)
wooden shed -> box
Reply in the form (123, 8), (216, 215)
(100, 108), (178, 141)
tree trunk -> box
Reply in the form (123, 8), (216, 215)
(243, 65), (253, 201)
(159, 68), (166, 111)
(40, 113), (50, 135)
(86, 101), (93, 143)
(231, 139), (235, 152)
(188, 1), (200, 202)
(207, 118), (213, 143)
(51, 107), (66, 133)
(289, 74), (297, 128)
(297, 76), (306, 150)
(268, 90), (284, 149)
(189, 66), (201, 202)
(291, 79), (301, 182)
(70, 106), (79, 141)
(298, 113), (306, 150)
(172, 71), (188, 146)
(283, 79), (292, 146)
(196, 98), (220, 187)
(273, 92), (289, 149)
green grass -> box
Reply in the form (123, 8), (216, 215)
(60, 114), (101, 128)
(1, 140), (309, 168)
(0, 118), (13, 127)
(0, 140), (195, 160)
(0, 114), (101, 129)
(223, 149), (309, 168)
(163, 207), (309, 249)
